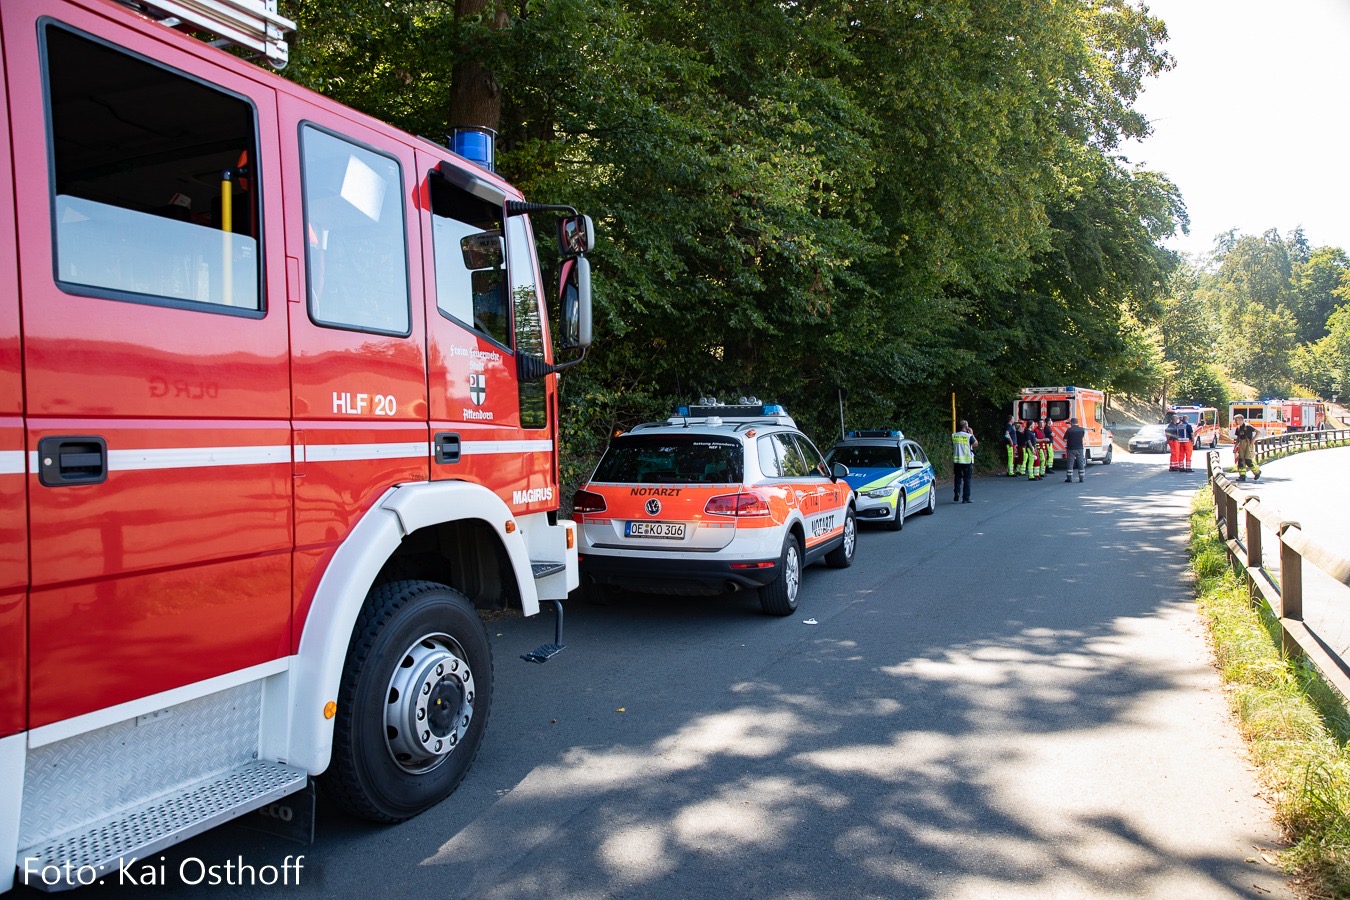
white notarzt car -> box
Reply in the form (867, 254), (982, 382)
(572, 400), (857, 615)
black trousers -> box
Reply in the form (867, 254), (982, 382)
(953, 462), (973, 501)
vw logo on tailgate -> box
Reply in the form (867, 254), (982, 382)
(645, 498), (662, 516)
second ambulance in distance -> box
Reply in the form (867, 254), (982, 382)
(572, 400), (856, 615)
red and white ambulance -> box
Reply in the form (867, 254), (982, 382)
(0, 0), (594, 889)
(1014, 386), (1113, 467)
(1228, 400), (1286, 438)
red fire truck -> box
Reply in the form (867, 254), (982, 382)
(1282, 398), (1326, 432)
(1, 0), (594, 889)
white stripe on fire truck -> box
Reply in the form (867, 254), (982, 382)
(23, 438), (555, 473)
(459, 439), (554, 455)
(0, 450), (25, 475)
(300, 441), (428, 463)
(27, 445), (291, 473)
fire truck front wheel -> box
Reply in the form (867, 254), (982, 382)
(324, 579), (493, 823)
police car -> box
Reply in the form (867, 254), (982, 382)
(825, 430), (935, 531)
(572, 400), (857, 616)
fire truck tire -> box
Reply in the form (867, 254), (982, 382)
(323, 579), (493, 823)
(886, 494), (905, 531)
(1102, 445), (1113, 465)
(825, 508), (857, 568)
(921, 487), (936, 515)
(759, 533), (801, 616)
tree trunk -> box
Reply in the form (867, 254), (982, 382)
(449, 0), (507, 133)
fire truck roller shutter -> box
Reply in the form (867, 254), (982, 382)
(288, 481), (535, 776)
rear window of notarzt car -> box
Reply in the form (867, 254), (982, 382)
(592, 436), (743, 484)
(829, 445), (902, 469)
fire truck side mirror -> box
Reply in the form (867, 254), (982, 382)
(559, 255), (592, 350)
(556, 213), (594, 257)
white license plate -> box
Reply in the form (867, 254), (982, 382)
(626, 521), (686, 539)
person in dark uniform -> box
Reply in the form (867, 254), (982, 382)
(1064, 417), (1086, 482)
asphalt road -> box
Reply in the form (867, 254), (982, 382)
(28, 449), (1295, 898)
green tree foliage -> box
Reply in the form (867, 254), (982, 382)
(280, 0), (1185, 464)
(1291, 247), (1350, 345)
(1159, 228), (1350, 404)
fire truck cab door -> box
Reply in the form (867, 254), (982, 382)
(0, 33), (25, 738)
(8, 5), (293, 728)
(417, 148), (559, 514)
(282, 97), (430, 634)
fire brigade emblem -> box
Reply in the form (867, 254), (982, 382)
(468, 373), (487, 406)
(645, 499), (661, 516)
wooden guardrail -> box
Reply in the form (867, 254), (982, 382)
(1206, 448), (1350, 704)
(1254, 427), (1350, 463)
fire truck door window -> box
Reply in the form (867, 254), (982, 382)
(1046, 400), (1071, 421)
(301, 126), (410, 335)
(45, 26), (260, 311)
(429, 173), (508, 346)
(507, 216), (547, 429)
(1018, 401), (1040, 420)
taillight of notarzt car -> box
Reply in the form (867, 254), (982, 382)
(572, 489), (607, 516)
(705, 491), (771, 517)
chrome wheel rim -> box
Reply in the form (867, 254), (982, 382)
(384, 632), (475, 774)
(785, 543), (801, 604)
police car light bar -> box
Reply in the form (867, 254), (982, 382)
(846, 430), (903, 439)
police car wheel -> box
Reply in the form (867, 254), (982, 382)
(826, 508), (857, 568)
(921, 487), (936, 515)
(323, 579), (492, 823)
(759, 533), (801, 616)
(886, 494), (905, 531)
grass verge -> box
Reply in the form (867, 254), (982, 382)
(1189, 490), (1350, 897)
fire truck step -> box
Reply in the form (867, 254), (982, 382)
(18, 760), (308, 891)
(531, 561), (566, 579)
(521, 598), (566, 664)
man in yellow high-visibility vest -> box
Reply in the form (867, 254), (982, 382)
(952, 420), (978, 503)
